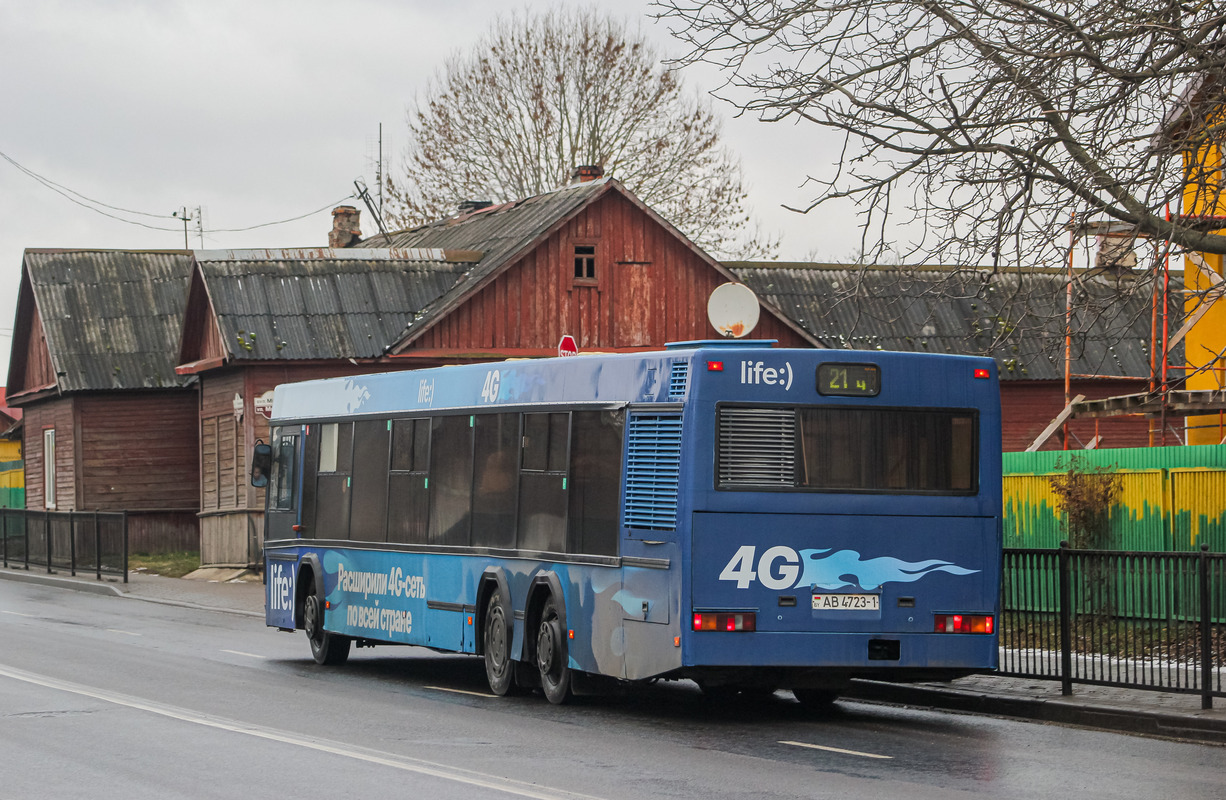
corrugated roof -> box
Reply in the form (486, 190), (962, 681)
(193, 249), (475, 360)
(361, 179), (615, 347)
(728, 263), (1177, 381)
(23, 249), (194, 392)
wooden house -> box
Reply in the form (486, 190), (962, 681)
(373, 175), (813, 362)
(729, 262), (1166, 451)
(178, 177), (813, 567)
(4, 250), (199, 548)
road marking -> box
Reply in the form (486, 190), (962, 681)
(107, 629), (141, 637)
(221, 649), (266, 659)
(780, 740), (893, 760)
(1, 611), (36, 618)
(0, 663), (602, 800)
(425, 685), (498, 698)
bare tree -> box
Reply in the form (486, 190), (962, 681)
(384, 7), (775, 259)
(656, 0), (1226, 266)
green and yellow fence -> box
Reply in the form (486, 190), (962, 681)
(1003, 445), (1226, 553)
(0, 439), (23, 509)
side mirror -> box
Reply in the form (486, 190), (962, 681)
(251, 442), (271, 488)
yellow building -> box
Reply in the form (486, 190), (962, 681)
(1181, 99), (1226, 445)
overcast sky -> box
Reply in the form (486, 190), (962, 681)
(0, 0), (866, 379)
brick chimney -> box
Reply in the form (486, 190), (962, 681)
(571, 165), (604, 183)
(329, 206), (362, 248)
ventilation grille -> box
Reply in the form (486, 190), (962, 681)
(668, 361), (689, 400)
(718, 408), (797, 487)
(623, 413), (683, 530)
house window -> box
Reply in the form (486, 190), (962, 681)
(43, 428), (56, 509)
(573, 244), (596, 281)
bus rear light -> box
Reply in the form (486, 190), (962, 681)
(973, 368), (990, 379)
(934, 614), (994, 634)
(692, 612), (756, 632)
(707, 360), (724, 372)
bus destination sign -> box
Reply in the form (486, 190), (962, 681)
(817, 363), (880, 397)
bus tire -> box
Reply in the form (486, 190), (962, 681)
(791, 687), (840, 709)
(535, 595), (571, 704)
(483, 592), (517, 696)
(304, 591), (350, 666)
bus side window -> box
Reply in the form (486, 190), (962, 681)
(429, 415), (473, 547)
(567, 410), (623, 556)
(471, 413), (519, 549)
(519, 412), (568, 553)
(315, 422), (353, 540)
(350, 420), (390, 542)
(388, 418), (431, 544)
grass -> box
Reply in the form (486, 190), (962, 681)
(128, 551), (200, 579)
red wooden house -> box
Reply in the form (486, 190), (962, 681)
(5, 250), (199, 549)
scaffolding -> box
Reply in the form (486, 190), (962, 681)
(1028, 215), (1226, 450)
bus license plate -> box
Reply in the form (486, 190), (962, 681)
(812, 593), (880, 611)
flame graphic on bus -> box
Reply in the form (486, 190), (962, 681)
(798, 548), (978, 591)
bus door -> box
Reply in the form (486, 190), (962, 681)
(264, 427), (303, 541)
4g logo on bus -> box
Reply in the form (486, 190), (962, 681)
(718, 545), (981, 591)
(480, 369), (501, 403)
(719, 545), (803, 589)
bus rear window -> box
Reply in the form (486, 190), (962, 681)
(718, 406), (977, 494)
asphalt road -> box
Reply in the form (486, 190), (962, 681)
(1, 580), (1222, 800)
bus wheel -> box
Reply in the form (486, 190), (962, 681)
(303, 591), (350, 666)
(791, 687), (840, 710)
(535, 596), (571, 704)
(483, 593), (517, 696)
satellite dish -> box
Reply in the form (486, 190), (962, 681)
(707, 283), (760, 338)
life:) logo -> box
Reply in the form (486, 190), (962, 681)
(739, 361), (793, 390)
(268, 561), (294, 612)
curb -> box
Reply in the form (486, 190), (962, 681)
(0, 567), (263, 618)
(846, 680), (1226, 745)
(0, 567), (126, 597)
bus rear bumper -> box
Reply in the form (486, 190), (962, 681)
(684, 630), (999, 673)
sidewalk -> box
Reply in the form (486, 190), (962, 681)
(3, 565), (1224, 744)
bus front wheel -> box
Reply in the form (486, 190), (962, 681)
(304, 591), (350, 666)
(536, 596), (571, 704)
(483, 592), (517, 696)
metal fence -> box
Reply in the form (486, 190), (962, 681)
(0, 509), (128, 582)
(1002, 544), (1224, 709)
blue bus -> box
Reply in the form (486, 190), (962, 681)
(257, 341), (1001, 705)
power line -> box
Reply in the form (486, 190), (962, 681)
(0, 147), (354, 238)
(207, 197), (355, 233)
(0, 149), (174, 220)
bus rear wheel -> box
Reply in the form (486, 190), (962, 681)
(536, 596), (571, 704)
(303, 591), (350, 666)
(483, 593), (517, 696)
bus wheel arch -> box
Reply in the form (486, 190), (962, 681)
(297, 555), (350, 666)
(477, 569), (518, 695)
(294, 556), (324, 631)
(527, 574), (572, 704)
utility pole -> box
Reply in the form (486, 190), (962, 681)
(173, 207), (190, 248)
